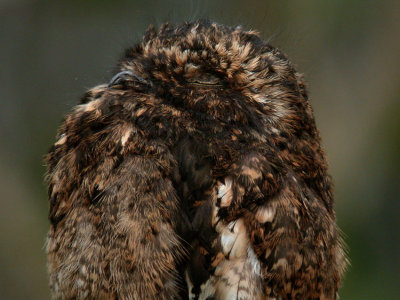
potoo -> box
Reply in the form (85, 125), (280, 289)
(45, 20), (347, 299)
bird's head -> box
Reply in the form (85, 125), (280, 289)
(107, 20), (311, 135)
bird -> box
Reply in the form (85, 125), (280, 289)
(45, 20), (347, 299)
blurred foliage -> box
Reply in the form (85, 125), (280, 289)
(0, 0), (399, 298)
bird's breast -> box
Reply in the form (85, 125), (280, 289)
(184, 178), (265, 300)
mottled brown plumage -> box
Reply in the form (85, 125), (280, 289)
(45, 20), (347, 299)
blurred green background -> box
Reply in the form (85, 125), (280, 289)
(1, 0), (399, 299)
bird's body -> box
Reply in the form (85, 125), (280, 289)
(45, 21), (346, 299)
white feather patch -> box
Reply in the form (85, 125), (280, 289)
(247, 246), (261, 276)
(121, 128), (132, 146)
(217, 178), (233, 207)
(220, 228), (236, 255)
(55, 134), (67, 146)
(255, 205), (276, 223)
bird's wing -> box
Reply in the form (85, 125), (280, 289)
(193, 151), (344, 299)
(45, 86), (186, 299)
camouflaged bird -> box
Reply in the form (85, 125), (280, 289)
(45, 20), (347, 299)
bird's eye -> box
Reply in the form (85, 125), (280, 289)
(108, 70), (151, 88)
(187, 74), (223, 86)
